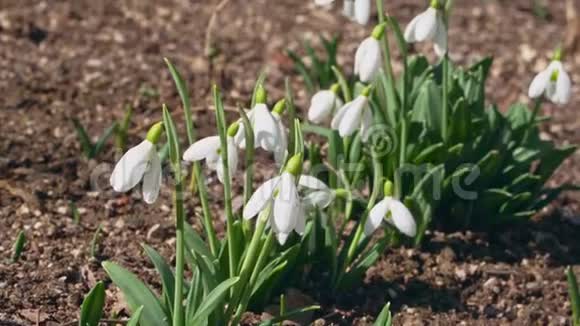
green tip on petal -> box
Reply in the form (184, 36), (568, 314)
(383, 180), (394, 197)
(430, 0), (444, 10)
(403, 197), (414, 210)
(255, 84), (267, 104)
(284, 153), (303, 176)
(227, 121), (240, 137)
(550, 69), (560, 82)
(272, 99), (287, 115)
(553, 46), (563, 61)
(146, 121), (164, 144)
(330, 83), (341, 94)
(334, 188), (348, 198)
(361, 85), (373, 97)
(371, 23), (387, 40)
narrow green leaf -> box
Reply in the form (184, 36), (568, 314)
(161, 104), (180, 165)
(71, 118), (94, 158)
(191, 277), (240, 325)
(90, 224), (102, 258)
(258, 305), (320, 326)
(126, 306), (144, 326)
(79, 282), (105, 326)
(164, 58), (195, 143)
(102, 261), (170, 326)
(331, 66), (351, 102)
(286, 49), (315, 94)
(69, 201), (81, 224)
(250, 70), (268, 108)
(92, 122), (118, 158)
(567, 267), (580, 326)
(142, 244), (175, 316)
(373, 302), (392, 326)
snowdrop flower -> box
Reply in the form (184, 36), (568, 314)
(343, 0), (355, 20)
(271, 99), (288, 165)
(314, 0), (335, 7)
(331, 86), (373, 141)
(354, 23), (385, 83)
(299, 175), (335, 209)
(308, 84), (343, 124)
(364, 181), (417, 237)
(528, 50), (571, 105)
(354, 0), (371, 25)
(404, 0), (447, 57)
(183, 123), (239, 184)
(110, 122), (163, 204)
(234, 85), (281, 154)
(243, 154), (328, 244)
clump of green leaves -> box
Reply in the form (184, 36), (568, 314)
(71, 118), (117, 160)
(286, 35), (340, 94)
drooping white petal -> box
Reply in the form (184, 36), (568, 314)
(299, 175), (329, 190)
(404, 10), (424, 43)
(360, 106), (373, 142)
(433, 15), (447, 57)
(314, 0), (335, 6)
(354, 0), (371, 25)
(343, 0), (355, 19)
(234, 109), (254, 149)
(384, 197), (417, 237)
(243, 176), (281, 219)
(308, 90), (336, 123)
(216, 137), (238, 184)
(365, 198), (389, 235)
(142, 150), (162, 204)
(276, 232), (290, 245)
(355, 37), (381, 83)
(303, 190), (335, 209)
(331, 99), (353, 130)
(273, 113), (288, 165)
(273, 172), (299, 234)
(294, 204), (307, 235)
(183, 136), (220, 162)
(414, 8), (438, 42)
(110, 140), (154, 192)
(555, 67), (571, 105)
(528, 68), (551, 99)
(338, 96), (366, 137)
(253, 104), (280, 152)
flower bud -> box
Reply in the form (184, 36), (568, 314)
(361, 85), (373, 97)
(284, 153), (303, 176)
(371, 23), (387, 40)
(273, 99), (287, 115)
(255, 84), (267, 104)
(383, 180), (394, 197)
(227, 121), (240, 137)
(330, 83), (341, 94)
(146, 122), (164, 144)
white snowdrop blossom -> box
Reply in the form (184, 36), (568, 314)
(365, 197), (417, 237)
(528, 59), (571, 105)
(299, 175), (335, 209)
(354, 23), (385, 83)
(234, 103), (280, 152)
(308, 85), (343, 124)
(404, 1), (447, 57)
(110, 122), (163, 204)
(354, 0), (371, 25)
(343, 0), (355, 20)
(331, 90), (372, 141)
(183, 131), (239, 184)
(314, 0), (335, 7)
(272, 111), (288, 165)
(243, 156), (328, 245)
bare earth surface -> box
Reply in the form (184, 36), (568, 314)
(1, 0), (580, 324)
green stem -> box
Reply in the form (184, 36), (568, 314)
(376, 0), (397, 113)
(335, 156), (382, 289)
(442, 53), (449, 141)
(173, 172), (185, 326)
(567, 267), (580, 326)
(397, 55), (409, 198)
(213, 87), (238, 280)
(523, 98), (542, 144)
(225, 206), (271, 322)
(194, 164), (219, 256)
(231, 230), (276, 325)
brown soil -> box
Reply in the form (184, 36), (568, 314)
(1, 0), (580, 325)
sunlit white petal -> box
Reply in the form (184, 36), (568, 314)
(414, 8), (438, 41)
(253, 104), (280, 151)
(183, 136), (220, 162)
(384, 197), (417, 237)
(273, 173), (299, 234)
(365, 198), (389, 235)
(355, 37), (381, 83)
(243, 176), (281, 219)
(110, 140), (154, 192)
(354, 0), (371, 25)
(142, 151), (162, 204)
(308, 90), (337, 123)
